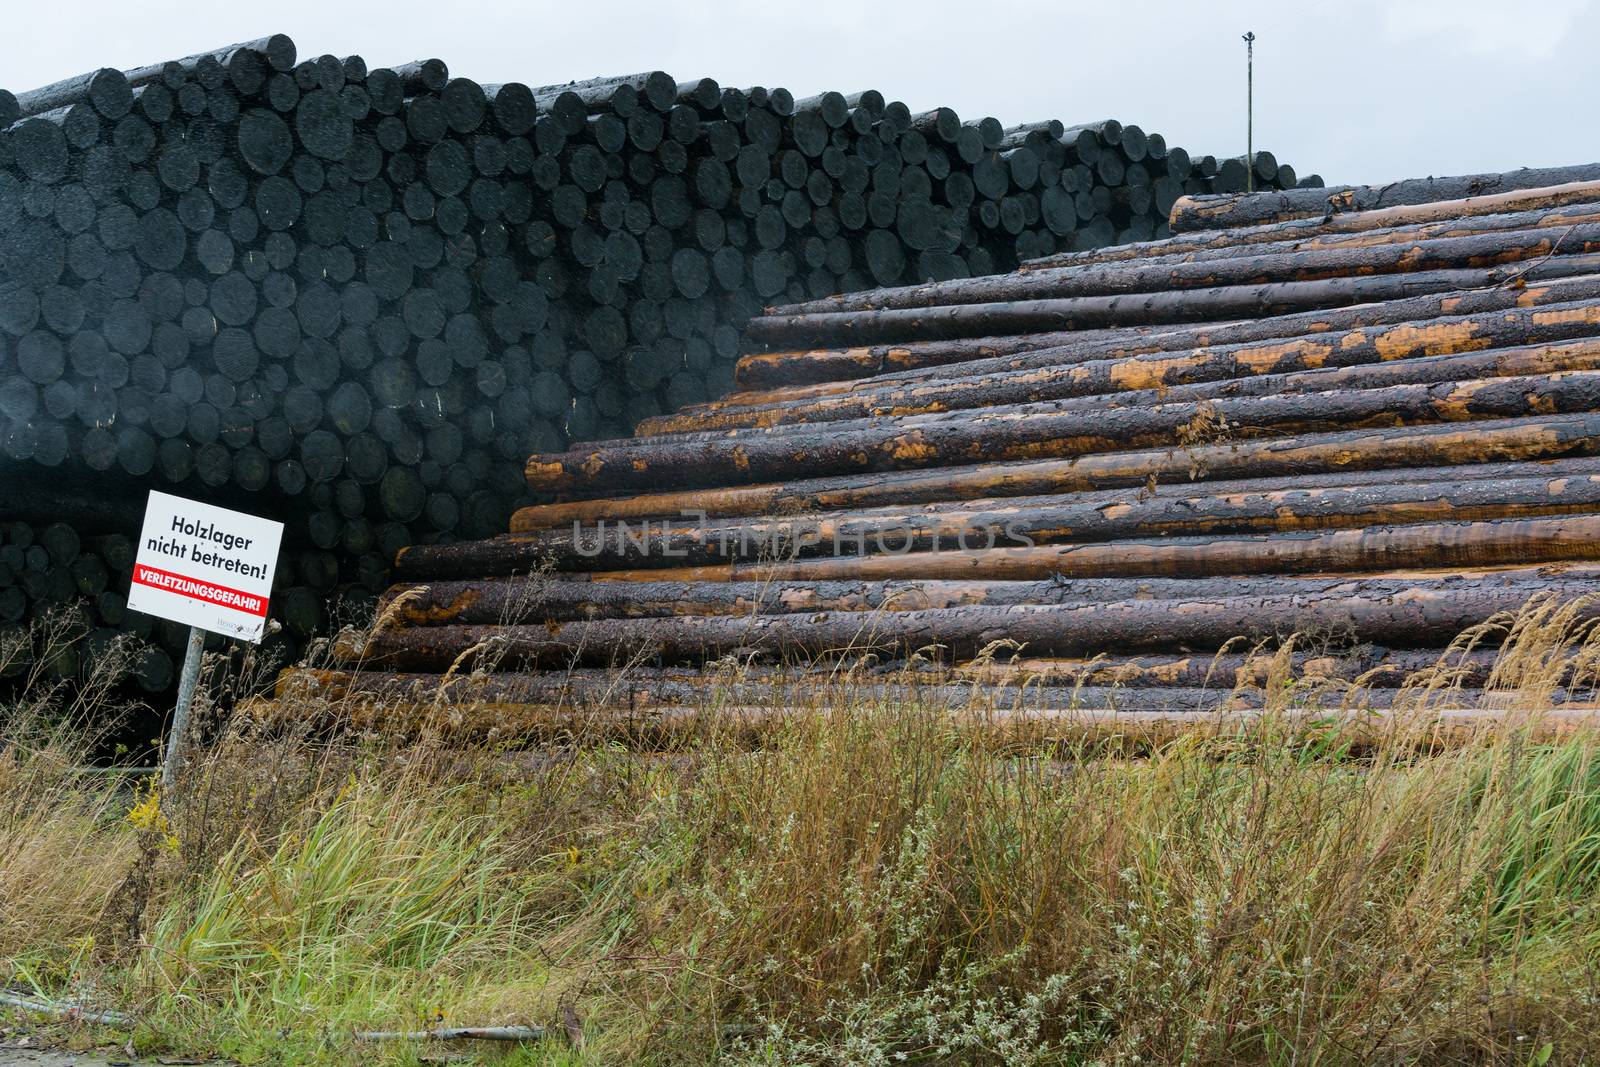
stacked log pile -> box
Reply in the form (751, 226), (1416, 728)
(0, 520), (178, 689)
(0, 35), (1304, 696)
(297, 176), (1600, 737)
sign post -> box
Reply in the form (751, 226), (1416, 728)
(126, 491), (283, 790)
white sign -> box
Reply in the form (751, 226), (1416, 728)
(126, 491), (284, 643)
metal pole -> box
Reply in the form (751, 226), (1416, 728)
(1243, 31), (1256, 193)
(160, 625), (206, 791)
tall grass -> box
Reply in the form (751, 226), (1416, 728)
(4, 601), (1600, 1063)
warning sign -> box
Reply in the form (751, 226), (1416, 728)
(126, 491), (284, 642)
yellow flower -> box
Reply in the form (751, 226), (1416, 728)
(126, 785), (180, 852)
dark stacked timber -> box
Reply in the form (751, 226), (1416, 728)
(0, 519), (180, 690)
(281, 177), (1600, 739)
(0, 34), (1302, 704)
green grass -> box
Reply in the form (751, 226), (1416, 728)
(3, 710), (1600, 1064)
(6, 605), (1600, 1063)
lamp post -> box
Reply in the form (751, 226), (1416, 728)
(1243, 31), (1256, 193)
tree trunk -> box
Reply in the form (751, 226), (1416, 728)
(252, 679), (1600, 749)
(378, 565), (1600, 624)
(491, 460), (1600, 571)
(1029, 181), (1600, 269)
(498, 413), (1600, 533)
(645, 321), (1600, 433)
(770, 219), (1600, 314)
(741, 255), (1600, 349)
(959, 647), (1506, 689)
(572, 514), (1600, 584)
(1169, 163), (1600, 232)
(528, 372), (1600, 494)
(732, 271), (1600, 388)
(342, 572), (1598, 669)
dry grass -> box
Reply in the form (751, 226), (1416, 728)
(4, 597), (1600, 1064)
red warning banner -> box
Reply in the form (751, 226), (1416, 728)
(131, 564), (270, 617)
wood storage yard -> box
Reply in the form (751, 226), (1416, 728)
(13, 24), (1600, 1066)
(272, 173), (1600, 743)
(0, 35), (1311, 704)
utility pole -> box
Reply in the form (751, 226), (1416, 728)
(1243, 31), (1256, 193)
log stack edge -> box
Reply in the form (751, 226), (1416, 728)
(305, 173), (1600, 736)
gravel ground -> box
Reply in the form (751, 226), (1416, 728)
(0, 1041), (186, 1066)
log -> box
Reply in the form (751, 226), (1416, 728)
(264, 671), (1459, 723)
(527, 371), (1600, 493)
(741, 254), (1600, 348)
(531, 71), (677, 113)
(373, 576), (1080, 622)
(13, 67), (132, 119)
(509, 448), (1600, 535)
(124, 36), (297, 89)
(495, 466), (1600, 570)
(240, 688), (1600, 750)
(732, 268), (1600, 387)
(376, 566), (1600, 626)
(578, 513), (1600, 584)
(957, 648), (1507, 689)
(499, 413), (1600, 531)
(771, 219), (1600, 313)
(648, 317), (1600, 432)
(1170, 162), (1600, 232)
(274, 666), (1454, 714)
(342, 571), (1600, 669)
(293, 645), (1504, 693)
(1040, 197), (1600, 275)
(1027, 180), (1600, 270)
(730, 326), (1176, 392)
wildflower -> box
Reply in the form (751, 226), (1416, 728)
(126, 784), (179, 852)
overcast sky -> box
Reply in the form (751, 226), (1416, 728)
(6, 0), (1598, 186)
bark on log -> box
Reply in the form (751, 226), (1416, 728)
(274, 667), (1456, 713)
(730, 327), (1177, 392)
(248, 684), (1600, 749)
(498, 413), (1600, 533)
(491, 460), (1600, 570)
(732, 270), (1600, 388)
(646, 322), (1600, 433)
(12, 68), (132, 119)
(958, 648), (1507, 689)
(341, 572), (1600, 669)
(571, 513), (1600, 584)
(377, 565), (1600, 626)
(375, 576), (1106, 622)
(1027, 182), (1600, 270)
(1169, 163), (1600, 233)
(283, 667), (1337, 713)
(771, 219), (1600, 314)
(529, 371), (1600, 494)
(740, 254), (1600, 349)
